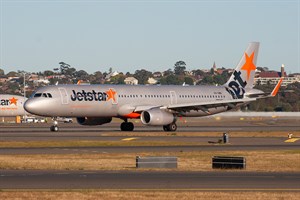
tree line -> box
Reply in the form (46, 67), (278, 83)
(1, 61), (299, 111)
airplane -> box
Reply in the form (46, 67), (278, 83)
(24, 42), (283, 132)
(0, 94), (27, 117)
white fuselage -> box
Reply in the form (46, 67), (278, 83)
(24, 84), (235, 118)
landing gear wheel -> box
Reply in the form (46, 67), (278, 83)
(163, 126), (168, 131)
(163, 123), (177, 132)
(50, 117), (59, 132)
(50, 125), (59, 132)
(120, 122), (134, 131)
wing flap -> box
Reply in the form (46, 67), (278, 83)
(167, 98), (256, 112)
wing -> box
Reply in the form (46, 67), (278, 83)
(167, 98), (255, 113)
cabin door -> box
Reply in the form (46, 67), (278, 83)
(58, 88), (69, 105)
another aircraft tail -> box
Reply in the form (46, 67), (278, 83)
(224, 42), (260, 99)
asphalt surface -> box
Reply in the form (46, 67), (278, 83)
(1, 124), (299, 132)
(0, 122), (299, 154)
(0, 132), (299, 143)
(0, 119), (299, 190)
(1, 170), (299, 190)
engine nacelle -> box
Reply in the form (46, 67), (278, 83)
(76, 117), (112, 126)
(141, 108), (175, 126)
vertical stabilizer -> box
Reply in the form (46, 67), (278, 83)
(224, 42), (260, 99)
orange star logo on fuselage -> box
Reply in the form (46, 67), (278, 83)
(105, 89), (117, 103)
(9, 97), (18, 106)
(241, 52), (256, 81)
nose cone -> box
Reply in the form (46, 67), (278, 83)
(24, 99), (40, 115)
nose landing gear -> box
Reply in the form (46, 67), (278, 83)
(50, 118), (59, 132)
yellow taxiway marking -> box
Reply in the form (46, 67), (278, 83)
(122, 137), (138, 141)
(285, 138), (300, 143)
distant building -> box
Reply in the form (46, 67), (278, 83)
(153, 71), (163, 78)
(33, 78), (50, 85)
(147, 77), (158, 85)
(8, 76), (21, 83)
(46, 74), (66, 79)
(29, 74), (39, 81)
(105, 71), (119, 81)
(212, 62), (217, 72)
(124, 77), (138, 85)
(0, 76), (8, 83)
(255, 65), (299, 86)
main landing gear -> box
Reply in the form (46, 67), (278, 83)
(120, 119), (134, 131)
(50, 118), (59, 132)
(163, 123), (177, 132)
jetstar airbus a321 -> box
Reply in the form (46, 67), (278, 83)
(24, 42), (283, 132)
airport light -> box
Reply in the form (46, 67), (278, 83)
(23, 72), (27, 123)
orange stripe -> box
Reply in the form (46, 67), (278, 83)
(271, 78), (283, 96)
(124, 112), (140, 119)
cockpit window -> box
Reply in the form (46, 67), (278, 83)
(33, 93), (53, 98)
(34, 93), (42, 97)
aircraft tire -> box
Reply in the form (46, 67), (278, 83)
(163, 125), (168, 131)
(50, 125), (59, 132)
(163, 123), (177, 132)
(120, 122), (134, 131)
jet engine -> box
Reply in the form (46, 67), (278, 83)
(140, 108), (175, 126)
(76, 117), (112, 126)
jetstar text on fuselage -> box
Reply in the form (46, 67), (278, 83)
(0, 97), (18, 106)
(70, 90), (107, 101)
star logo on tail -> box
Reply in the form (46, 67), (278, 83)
(241, 52), (256, 81)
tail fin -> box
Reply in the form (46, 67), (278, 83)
(224, 42), (260, 99)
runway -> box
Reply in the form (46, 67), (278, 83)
(0, 122), (299, 154)
(1, 170), (299, 190)
(1, 123), (299, 133)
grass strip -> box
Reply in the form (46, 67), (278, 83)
(0, 191), (299, 200)
(0, 150), (299, 171)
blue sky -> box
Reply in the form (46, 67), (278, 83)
(0, 0), (299, 74)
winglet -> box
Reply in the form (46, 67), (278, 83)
(271, 64), (285, 97)
(271, 77), (283, 97)
(77, 80), (81, 85)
